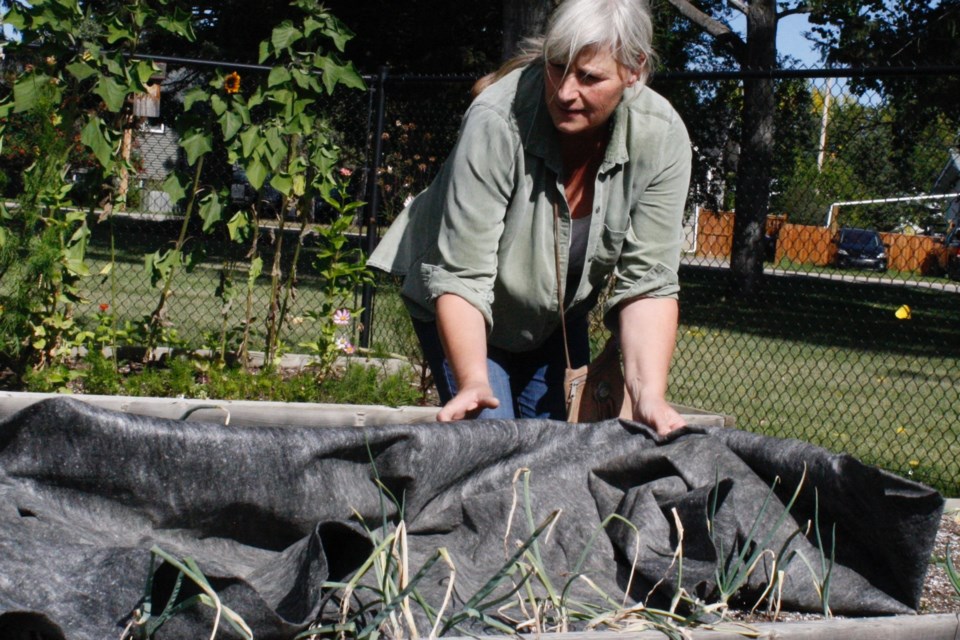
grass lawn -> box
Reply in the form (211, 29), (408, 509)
(15, 234), (960, 495)
(672, 265), (960, 495)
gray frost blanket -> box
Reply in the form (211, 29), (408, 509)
(0, 397), (944, 639)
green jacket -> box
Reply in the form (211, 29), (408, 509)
(368, 64), (691, 352)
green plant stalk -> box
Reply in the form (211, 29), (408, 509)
(944, 542), (960, 597)
(440, 510), (560, 635)
(238, 211), (261, 368)
(263, 134), (300, 365)
(275, 214), (311, 361)
(710, 466), (807, 604)
(146, 156), (205, 357)
(109, 212), (119, 367)
(217, 262), (232, 365)
(125, 546), (252, 640)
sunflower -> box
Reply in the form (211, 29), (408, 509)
(224, 71), (241, 94)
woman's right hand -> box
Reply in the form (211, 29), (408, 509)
(437, 382), (500, 421)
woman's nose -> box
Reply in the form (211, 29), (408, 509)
(556, 73), (579, 103)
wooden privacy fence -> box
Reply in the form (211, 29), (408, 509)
(776, 224), (835, 266)
(695, 210), (944, 273)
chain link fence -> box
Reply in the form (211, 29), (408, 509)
(2, 55), (958, 493)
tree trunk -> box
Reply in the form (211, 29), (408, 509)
(730, 0), (777, 296)
(501, 0), (556, 59)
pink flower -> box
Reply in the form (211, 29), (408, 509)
(335, 337), (355, 354)
(333, 309), (351, 326)
(339, 167), (353, 177)
(99, 303), (110, 312)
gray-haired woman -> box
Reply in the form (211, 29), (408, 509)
(370, 0), (691, 434)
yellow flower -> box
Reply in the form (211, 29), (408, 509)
(895, 426), (906, 435)
(908, 460), (920, 468)
(224, 71), (241, 95)
(894, 304), (911, 320)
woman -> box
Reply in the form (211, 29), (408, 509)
(369, 0), (691, 435)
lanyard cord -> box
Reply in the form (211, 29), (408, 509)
(553, 202), (572, 370)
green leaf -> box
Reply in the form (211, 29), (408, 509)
(271, 22), (302, 52)
(183, 87), (209, 112)
(221, 110), (243, 141)
(180, 130), (213, 166)
(268, 67), (292, 87)
(245, 159), (268, 190)
(135, 60), (158, 87)
(157, 7), (197, 41)
(80, 118), (115, 169)
(240, 126), (262, 158)
(248, 257), (263, 283)
(162, 173), (188, 205)
(14, 74), (56, 113)
(319, 58), (366, 94)
(264, 127), (284, 156)
(210, 93), (227, 116)
(104, 57), (125, 78)
(267, 87), (295, 109)
(145, 248), (181, 287)
(106, 23), (135, 45)
(322, 21), (355, 52)
(199, 192), (223, 232)
(258, 41), (271, 64)
(66, 61), (97, 82)
(270, 173), (293, 196)
(226, 212), (249, 241)
(302, 17), (323, 37)
(95, 76), (130, 112)
(2, 5), (27, 30)
(292, 174), (306, 197)
(291, 69), (313, 90)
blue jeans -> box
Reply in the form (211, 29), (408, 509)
(412, 315), (591, 420)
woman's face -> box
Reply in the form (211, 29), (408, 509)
(544, 46), (639, 139)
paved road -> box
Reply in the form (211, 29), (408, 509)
(680, 254), (960, 294)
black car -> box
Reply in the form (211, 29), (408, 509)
(937, 226), (960, 280)
(834, 227), (888, 272)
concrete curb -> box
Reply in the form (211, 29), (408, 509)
(449, 613), (960, 639)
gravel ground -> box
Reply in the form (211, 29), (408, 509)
(919, 510), (960, 614)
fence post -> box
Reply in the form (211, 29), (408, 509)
(359, 66), (389, 350)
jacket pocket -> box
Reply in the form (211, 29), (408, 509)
(592, 223), (629, 267)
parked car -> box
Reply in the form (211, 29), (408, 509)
(833, 227), (888, 272)
(937, 226), (960, 280)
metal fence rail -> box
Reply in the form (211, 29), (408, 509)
(2, 56), (958, 493)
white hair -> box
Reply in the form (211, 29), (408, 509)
(472, 0), (657, 97)
(542, 0), (656, 84)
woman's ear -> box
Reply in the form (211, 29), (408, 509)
(624, 55), (645, 86)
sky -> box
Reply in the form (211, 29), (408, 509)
(776, 13), (825, 67)
(729, 11), (826, 68)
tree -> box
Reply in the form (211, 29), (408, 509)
(809, 0), (960, 204)
(661, 0), (814, 294)
(500, 0), (556, 59)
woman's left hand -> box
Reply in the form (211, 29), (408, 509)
(631, 390), (686, 436)
(619, 297), (686, 436)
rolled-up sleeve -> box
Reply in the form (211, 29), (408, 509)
(420, 104), (517, 329)
(604, 115), (691, 322)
